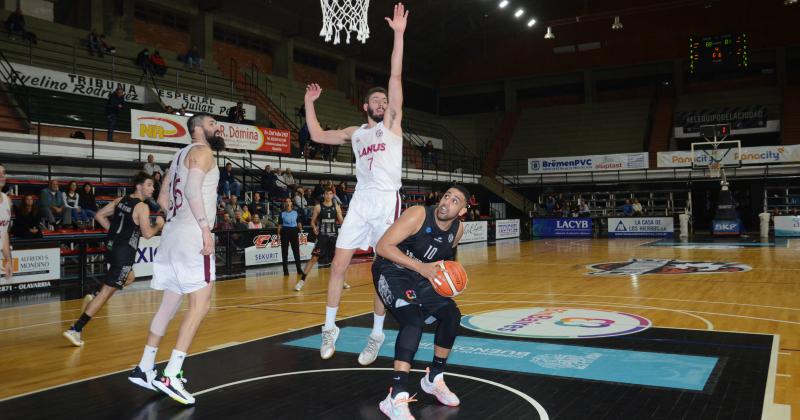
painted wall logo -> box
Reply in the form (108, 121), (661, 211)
(460, 307), (651, 339)
(586, 259), (752, 276)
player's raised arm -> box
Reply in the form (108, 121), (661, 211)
(376, 205), (441, 281)
(304, 83), (358, 145)
(383, 2), (408, 135)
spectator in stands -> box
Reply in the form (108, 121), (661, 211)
(282, 168), (296, 190)
(261, 165), (279, 197)
(99, 35), (115, 55)
(225, 195), (243, 221)
(4, 8), (36, 44)
(298, 123), (310, 158)
(181, 46), (203, 71)
(248, 213), (264, 230)
(70, 130), (86, 139)
(135, 48), (152, 76)
(104, 87), (125, 142)
(579, 200), (591, 218)
(11, 195), (42, 239)
(321, 143), (332, 161)
(233, 210), (248, 231)
(149, 50), (167, 76)
(632, 199), (644, 216)
(545, 195), (556, 215)
(88, 29), (102, 56)
(240, 204), (252, 223)
(294, 187), (310, 222)
(219, 162), (242, 199)
(425, 192), (436, 206)
(216, 212), (234, 230)
(177, 105), (189, 116)
(423, 140), (434, 169)
(312, 179), (325, 204)
(622, 199), (634, 217)
(79, 183), (98, 223)
(143, 154), (163, 176)
(247, 191), (267, 218)
(468, 194), (480, 221)
(163, 105), (176, 115)
(63, 181), (85, 227)
(39, 180), (68, 228)
(337, 180), (349, 205)
(227, 102), (246, 124)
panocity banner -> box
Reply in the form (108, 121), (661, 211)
(155, 89), (256, 119)
(657, 144), (800, 168)
(9, 62), (147, 102)
(675, 105), (779, 138)
(528, 152), (648, 174)
(0, 247), (61, 292)
(131, 109), (291, 154)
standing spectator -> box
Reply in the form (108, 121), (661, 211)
(4, 8), (36, 44)
(135, 48), (151, 76)
(294, 187), (309, 222)
(227, 101), (246, 124)
(248, 213), (264, 229)
(278, 198), (303, 276)
(39, 180), (69, 228)
(632, 199), (644, 216)
(143, 154), (163, 176)
(298, 123), (310, 158)
(622, 199), (634, 217)
(88, 29), (102, 56)
(182, 46), (203, 71)
(216, 212), (234, 230)
(261, 164), (279, 197)
(105, 87), (125, 142)
(79, 183), (98, 223)
(321, 144), (332, 161)
(423, 140), (434, 169)
(63, 181), (85, 227)
(219, 162), (241, 198)
(149, 50), (167, 76)
(224, 195), (243, 221)
(11, 195), (42, 239)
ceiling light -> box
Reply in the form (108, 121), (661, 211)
(527, 18), (536, 27)
(612, 16), (623, 30)
(514, 8), (524, 18)
(498, 0), (509, 8)
(785, 0), (798, 5)
(544, 26), (555, 39)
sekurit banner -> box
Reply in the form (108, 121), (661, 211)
(528, 152), (648, 174)
(131, 109), (291, 154)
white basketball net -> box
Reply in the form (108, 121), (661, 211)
(319, 0), (370, 45)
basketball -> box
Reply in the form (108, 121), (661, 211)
(430, 261), (468, 297)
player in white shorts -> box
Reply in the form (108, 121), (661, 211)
(128, 113), (223, 406)
(0, 163), (12, 283)
(303, 2), (409, 365)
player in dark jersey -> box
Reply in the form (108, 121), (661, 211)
(295, 186), (344, 291)
(63, 172), (164, 346)
(372, 185), (469, 420)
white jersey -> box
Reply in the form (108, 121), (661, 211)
(351, 122), (402, 193)
(0, 192), (10, 242)
(165, 143), (220, 228)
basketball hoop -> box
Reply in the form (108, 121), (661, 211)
(709, 161), (721, 179)
(319, 0), (371, 45)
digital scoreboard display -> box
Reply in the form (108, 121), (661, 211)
(688, 33), (749, 75)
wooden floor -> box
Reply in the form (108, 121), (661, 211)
(0, 238), (798, 418)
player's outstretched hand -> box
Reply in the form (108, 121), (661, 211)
(201, 228), (214, 255)
(418, 260), (443, 282)
(385, 3), (409, 33)
(305, 83), (322, 103)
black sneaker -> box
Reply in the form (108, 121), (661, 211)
(128, 365), (157, 391)
(152, 371), (195, 405)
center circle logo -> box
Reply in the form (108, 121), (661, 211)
(461, 307), (651, 339)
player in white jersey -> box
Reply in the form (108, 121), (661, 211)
(128, 113), (224, 405)
(303, 3), (409, 365)
(0, 163), (12, 283)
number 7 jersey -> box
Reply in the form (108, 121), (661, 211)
(351, 121), (402, 193)
(165, 143), (220, 228)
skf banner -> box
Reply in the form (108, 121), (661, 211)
(528, 152), (648, 174)
(657, 145), (800, 167)
(131, 110), (291, 154)
(0, 248), (61, 292)
(9, 62), (147, 102)
(675, 106), (779, 138)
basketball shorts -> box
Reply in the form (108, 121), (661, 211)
(312, 235), (336, 264)
(372, 261), (454, 320)
(151, 223), (215, 295)
(104, 242), (136, 289)
(336, 190), (401, 250)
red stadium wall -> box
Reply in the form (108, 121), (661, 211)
(293, 63), (337, 90)
(213, 41), (274, 75)
(133, 19), (192, 56)
(440, 1), (800, 86)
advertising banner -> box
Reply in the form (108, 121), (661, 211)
(0, 248), (61, 292)
(528, 152), (648, 174)
(244, 233), (314, 266)
(460, 221), (488, 244)
(9, 62), (147, 102)
(675, 105), (779, 138)
(712, 219), (742, 236)
(495, 219), (520, 239)
(607, 217), (674, 237)
(657, 144), (800, 167)
(155, 90), (256, 118)
(774, 215), (800, 237)
(133, 236), (160, 278)
(131, 110), (291, 154)
(532, 218), (593, 238)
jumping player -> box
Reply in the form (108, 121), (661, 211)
(295, 186), (343, 291)
(0, 163), (12, 283)
(303, 2), (409, 365)
(373, 186), (469, 419)
(63, 172), (164, 346)
(128, 113), (223, 405)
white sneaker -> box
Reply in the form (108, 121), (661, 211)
(320, 325), (340, 359)
(420, 369), (460, 407)
(128, 365), (158, 391)
(379, 390), (417, 420)
(294, 280), (305, 291)
(358, 331), (385, 366)
(153, 371), (195, 405)
(343, 282), (351, 289)
(62, 329), (84, 346)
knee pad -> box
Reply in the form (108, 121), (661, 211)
(433, 304), (461, 350)
(393, 305), (425, 363)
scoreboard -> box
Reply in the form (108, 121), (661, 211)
(688, 33), (749, 75)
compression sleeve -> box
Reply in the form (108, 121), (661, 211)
(185, 167), (210, 229)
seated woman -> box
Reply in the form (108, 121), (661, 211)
(12, 195), (43, 239)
